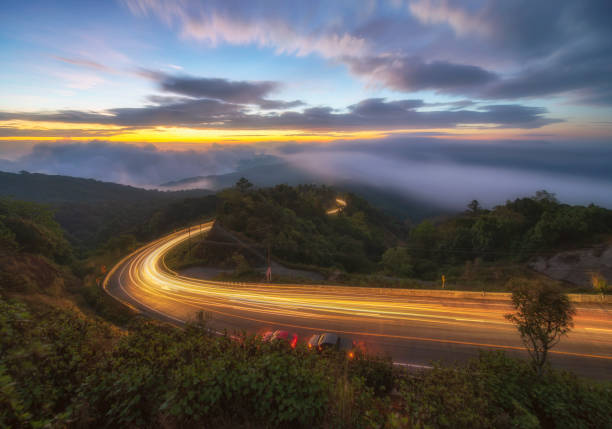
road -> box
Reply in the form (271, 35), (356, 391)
(105, 223), (612, 379)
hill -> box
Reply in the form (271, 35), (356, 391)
(0, 170), (212, 204)
(160, 160), (448, 221)
(169, 181), (408, 274)
(0, 170), (216, 253)
(385, 191), (612, 289)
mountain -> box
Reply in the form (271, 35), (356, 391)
(0, 170), (216, 253)
(160, 161), (449, 221)
(0, 170), (212, 204)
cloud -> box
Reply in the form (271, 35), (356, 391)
(345, 55), (498, 92)
(121, 0), (612, 104)
(409, 0), (489, 37)
(1, 141), (262, 187)
(140, 71), (305, 109)
(0, 96), (560, 131)
(0, 98), (244, 127)
(158, 73), (278, 103)
(123, 0), (369, 58)
(481, 40), (612, 104)
(4, 138), (611, 211)
(281, 138), (612, 209)
(53, 56), (113, 72)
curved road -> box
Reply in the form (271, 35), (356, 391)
(105, 223), (612, 379)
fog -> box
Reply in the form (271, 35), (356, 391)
(1, 138), (611, 210)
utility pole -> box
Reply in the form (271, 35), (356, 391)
(266, 243), (272, 282)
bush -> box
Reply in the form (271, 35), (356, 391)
(3, 295), (610, 428)
(398, 351), (612, 429)
(0, 297), (117, 427)
(74, 323), (331, 428)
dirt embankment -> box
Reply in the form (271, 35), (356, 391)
(529, 244), (612, 290)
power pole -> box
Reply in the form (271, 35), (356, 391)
(266, 242), (272, 282)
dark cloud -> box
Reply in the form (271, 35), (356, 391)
(482, 41), (612, 104)
(138, 71), (306, 109)
(345, 55), (498, 93)
(158, 74), (278, 103)
(257, 99), (305, 110)
(478, 1), (612, 58)
(0, 98), (245, 127)
(334, 1), (612, 103)
(241, 99), (559, 130)
(0, 97), (560, 131)
(120, 0), (612, 104)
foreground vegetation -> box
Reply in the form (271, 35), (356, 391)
(1, 295), (610, 428)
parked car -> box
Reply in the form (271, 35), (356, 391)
(309, 332), (355, 357)
(307, 334), (321, 350)
(264, 330), (298, 348)
(261, 331), (275, 342)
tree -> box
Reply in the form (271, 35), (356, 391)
(381, 247), (413, 277)
(505, 282), (575, 375)
(467, 199), (482, 214)
(235, 177), (253, 192)
(591, 273), (609, 299)
(230, 252), (251, 277)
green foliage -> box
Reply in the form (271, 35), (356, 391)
(0, 198), (71, 263)
(230, 251), (253, 277)
(0, 198), (81, 296)
(506, 281), (576, 375)
(217, 183), (405, 272)
(382, 247), (413, 277)
(591, 272), (609, 296)
(0, 170), (216, 254)
(2, 295), (609, 429)
(348, 352), (394, 397)
(0, 297), (116, 427)
(398, 192), (612, 279)
(400, 351), (612, 429)
(74, 323), (331, 427)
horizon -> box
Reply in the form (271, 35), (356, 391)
(1, 0), (611, 209)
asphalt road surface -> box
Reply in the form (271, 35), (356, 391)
(105, 223), (612, 379)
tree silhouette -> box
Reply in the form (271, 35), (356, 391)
(235, 177), (253, 192)
(505, 282), (575, 375)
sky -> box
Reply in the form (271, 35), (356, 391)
(1, 0), (611, 209)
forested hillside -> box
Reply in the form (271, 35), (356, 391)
(215, 181), (408, 272)
(0, 170), (216, 254)
(0, 198), (76, 295)
(382, 191), (612, 281)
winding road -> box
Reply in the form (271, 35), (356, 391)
(104, 222), (612, 379)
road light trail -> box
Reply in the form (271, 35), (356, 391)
(104, 223), (612, 379)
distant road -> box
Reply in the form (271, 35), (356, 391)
(105, 223), (612, 379)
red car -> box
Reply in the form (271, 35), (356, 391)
(261, 331), (275, 342)
(270, 330), (298, 348)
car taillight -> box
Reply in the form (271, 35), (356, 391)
(291, 335), (297, 348)
(348, 351), (354, 359)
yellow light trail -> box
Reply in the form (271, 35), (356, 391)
(104, 223), (612, 369)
